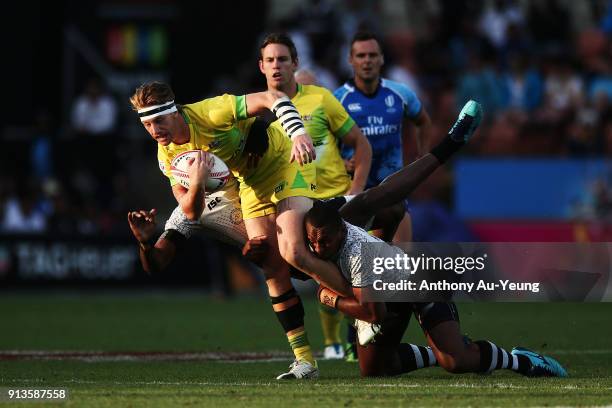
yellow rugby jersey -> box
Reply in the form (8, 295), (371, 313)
(271, 84), (355, 198)
(157, 94), (253, 186)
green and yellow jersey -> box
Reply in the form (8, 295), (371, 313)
(157, 94), (254, 185)
(271, 84), (355, 199)
(156, 93), (316, 219)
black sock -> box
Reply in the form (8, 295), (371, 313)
(347, 323), (357, 344)
(430, 135), (465, 164)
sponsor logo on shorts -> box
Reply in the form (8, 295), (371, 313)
(311, 183), (317, 191)
(274, 181), (286, 194)
(206, 197), (222, 211)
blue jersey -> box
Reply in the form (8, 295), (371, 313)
(334, 78), (422, 188)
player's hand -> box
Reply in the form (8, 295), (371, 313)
(344, 157), (355, 173)
(290, 133), (316, 166)
(187, 150), (212, 190)
(127, 209), (157, 243)
(242, 235), (269, 267)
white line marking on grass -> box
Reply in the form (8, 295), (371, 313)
(5, 379), (610, 391)
(2, 349), (611, 363)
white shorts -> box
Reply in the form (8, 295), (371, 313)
(164, 178), (248, 248)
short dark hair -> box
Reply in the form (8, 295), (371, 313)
(259, 33), (298, 62)
(304, 200), (343, 233)
(350, 31), (382, 54)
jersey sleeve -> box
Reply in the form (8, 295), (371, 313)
(187, 94), (249, 130)
(157, 145), (177, 186)
(333, 85), (350, 103)
(323, 88), (355, 139)
(386, 81), (422, 119)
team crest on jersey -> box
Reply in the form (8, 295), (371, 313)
(208, 140), (221, 149)
(347, 103), (362, 112)
(385, 95), (397, 113)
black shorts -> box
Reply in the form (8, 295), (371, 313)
(374, 302), (460, 346)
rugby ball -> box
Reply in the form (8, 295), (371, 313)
(170, 150), (230, 192)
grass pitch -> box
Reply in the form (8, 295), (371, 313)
(0, 292), (611, 407)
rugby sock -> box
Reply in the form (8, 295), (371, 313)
(319, 304), (343, 346)
(398, 343), (438, 373)
(288, 329), (315, 365)
(347, 322), (357, 344)
(475, 340), (531, 374)
(271, 288), (315, 366)
(430, 135), (464, 164)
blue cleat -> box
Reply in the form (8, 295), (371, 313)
(448, 100), (483, 142)
(511, 347), (568, 378)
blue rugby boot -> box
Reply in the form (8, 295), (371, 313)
(511, 347), (568, 377)
(449, 100), (483, 143)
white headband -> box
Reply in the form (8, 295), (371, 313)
(138, 100), (177, 121)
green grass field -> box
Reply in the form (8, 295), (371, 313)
(0, 292), (611, 407)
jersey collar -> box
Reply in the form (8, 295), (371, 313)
(348, 78), (381, 99)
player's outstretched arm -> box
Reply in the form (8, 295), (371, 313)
(342, 125), (372, 195)
(245, 91), (316, 165)
(127, 209), (177, 274)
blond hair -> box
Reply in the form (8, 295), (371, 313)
(129, 81), (175, 111)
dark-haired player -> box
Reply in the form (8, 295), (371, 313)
(305, 101), (567, 378)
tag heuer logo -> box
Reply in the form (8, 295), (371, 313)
(348, 103), (362, 112)
(385, 95), (395, 108)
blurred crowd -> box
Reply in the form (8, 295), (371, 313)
(2, 0), (611, 237)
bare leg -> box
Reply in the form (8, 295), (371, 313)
(244, 215), (316, 367)
(244, 215), (293, 298)
(392, 212), (413, 243)
(424, 321), (481, 373)
(340, 154), (439, 226)
(276, 197), (352, 297)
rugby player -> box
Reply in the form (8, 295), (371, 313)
(335, 32), (435, 358)
(335, 31), (433, 243)
(305, 101), (568, 378)
(260, 33), (373, 360)
(130, 83), (347, 379)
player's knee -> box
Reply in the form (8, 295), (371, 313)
(279, 242), (308, 270)
(436, 350), (472, 374)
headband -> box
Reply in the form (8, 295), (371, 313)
(138, 100), (177, 121)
